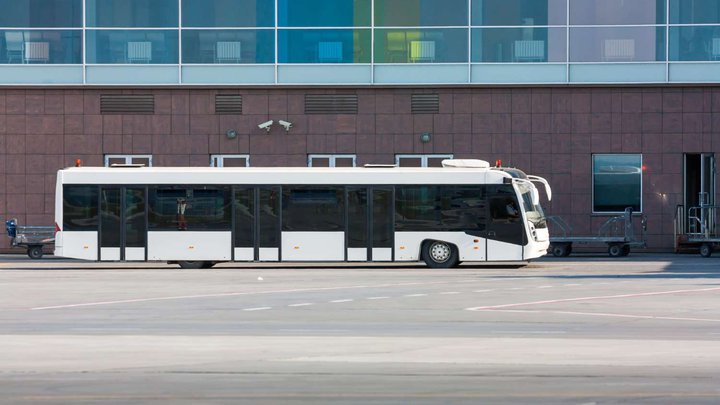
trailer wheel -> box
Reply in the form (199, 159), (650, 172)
(27, 245), (43, 260)
(608, 243), (624, 257)
(551, 243), (571, 257)
(700, 243), (713, 258)
(621, 245), (631, 256)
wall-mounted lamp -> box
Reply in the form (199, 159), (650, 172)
(226, 129), (237, 139)
(420, 132), (432, 143)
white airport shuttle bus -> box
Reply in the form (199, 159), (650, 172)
(54, 159), (551, 268)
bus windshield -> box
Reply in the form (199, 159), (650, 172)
(517, 183), (547, 229)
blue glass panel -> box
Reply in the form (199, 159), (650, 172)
(569, 27), (666, 62)
(374, 29), (468, 63)
(670, 0), (720, 24)
(471, 28), (566, 62)
(87, 0), (179, 27)
(0, 30), (81, 64)
(86, 30), (179, 64)
(593, 154), (642, 213)
(570, 0), (665, 25)
(670, 26), (720, 61)
(0, 0), (82, 27)
(278, 29), (370, 63)
(278, 0), (371, 27)
(182, 0), (274, 27)
(472, 0), (566, 26)
(182, 30), (274, 63)
(375, 0), (468, 26)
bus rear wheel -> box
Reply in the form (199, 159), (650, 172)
(422, 241), (459, 268)
(178, 261), (210, 269)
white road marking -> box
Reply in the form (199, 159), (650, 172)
(330, 299), (353, 303)
(288, 303), (313, 307)
(243, 307), (271, 312)
(537, 285), (553, 289)
(466, 286), (720, 312)
(488, 309), (720, 323)
(439, 292), (461, 295)
(30, 279), (478, 310)
(473, 289), (494, 293)
(507, 288), (524, 291)
(404, 294), (428, 297)
(366, 296), (389, 300)
(563, 284), (581, 287)
(491, 330), (567, 335)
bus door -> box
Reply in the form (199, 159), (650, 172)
(232, 186), (280, 261)
(346, 187), (393, 261)
(485, 185), (525, 261)
(99, 187), (147, 261)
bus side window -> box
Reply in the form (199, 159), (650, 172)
(489, 196), (521, 223)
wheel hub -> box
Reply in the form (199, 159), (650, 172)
(430, 242), (451, 263)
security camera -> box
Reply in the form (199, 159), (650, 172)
(278, 120), (293, 131)
(257, 120), (274, 132)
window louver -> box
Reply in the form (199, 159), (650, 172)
(411, 94), (439, 114)
(215, 94), (243, 114)
(100, 95), (155, 114)
(305, 94), (358, 114)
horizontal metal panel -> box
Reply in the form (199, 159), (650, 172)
(411, 94), (439, 114)
(305, 94), (358, 114)
(100, 95), (155, 114)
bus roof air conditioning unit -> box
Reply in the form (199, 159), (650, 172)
(441, 159), (490, 169)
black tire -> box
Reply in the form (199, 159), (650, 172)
(608, 243), (624, 257)
(202, 261), (216, 269)
(621, 245), (631, 256)
(700, 243), (713, 258)
(178, 261), (209, 269)
(551, 243), (572, 257)
(422, 240), (459, 268)
(27, 245), (43, 260)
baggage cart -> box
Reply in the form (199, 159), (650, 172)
(5, 219), (55, 259)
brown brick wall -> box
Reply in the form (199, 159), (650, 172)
(1, 86), (719, 252)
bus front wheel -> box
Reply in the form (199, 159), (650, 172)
(178, 261), (210, 269)
(422, 241), (459, 268)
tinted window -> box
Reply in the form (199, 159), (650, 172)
(100, 188), (121, 246)
(396, 186), (486, 232)
(373, 188), (393, 247)
(278, 0), (370, 27)
(374, 28), (468, 63)
(282, 187), (345, 231)
(277, 29), (371, 63)
(86, 30), (179, 64)
(87, 0), (178, 27)
(234, 187), (255, 247)
(347, 188), (368, 248)
(181, 29), (274, 64)
(258, 188), (280, 246)
(148, 186), (231, 231)
(0, 30), (82, 64)
(570, 0), (665, 25)
(593, 154), (642, 213)
(182, 0), (274, 27)
(375, 0), (468, 26)
(487, 184), (525, 245)
(670, 0), (720, 24)
(472, 0), (566, 26)
(0, 0), (82, 27)
(63, 185), (98, 231)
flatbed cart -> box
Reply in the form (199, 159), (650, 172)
(5, 219), (55, 259)
(684, 205), (720, 258)
(547, 208), (647, 257)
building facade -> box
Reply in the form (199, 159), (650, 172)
(1, 0), (719, 252)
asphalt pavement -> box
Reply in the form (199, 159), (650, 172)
(0, 254), (719, 404)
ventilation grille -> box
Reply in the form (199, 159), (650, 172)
(215, 94), (243, 114)
(411, 94), (439, 114)
(305, 94), (358, 114)
(100, 95), (154, 114)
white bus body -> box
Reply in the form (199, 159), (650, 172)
(54, 160), (551, 268)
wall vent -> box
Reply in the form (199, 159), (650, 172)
(411, 94), (439, 114)
(100, 95), (155, 114)
(215, 94), (243, 114)
(305, 94), (358, 114)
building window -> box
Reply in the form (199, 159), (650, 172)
(104, 155), (152, 167)
(395, 154), (453, 168)
(592, 154), (642, 213)
(211, 154), (250, 167)
(308, 154), (356, 167)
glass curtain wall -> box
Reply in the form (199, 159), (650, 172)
(669, 0), (720, 61)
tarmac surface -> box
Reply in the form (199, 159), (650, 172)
(0, 254), (719, 404)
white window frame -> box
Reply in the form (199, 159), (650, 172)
(210, 154), (251, 167)
(395, 154), (454, 167)
(104, 154), (153, 167)
(308, 154), (357, 167)
(591, 153), (643, 214)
